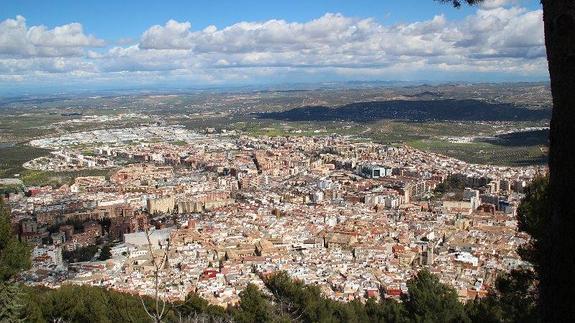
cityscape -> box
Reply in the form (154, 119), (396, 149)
(1, 0), (571, 322)
(5, 119), (544, 305)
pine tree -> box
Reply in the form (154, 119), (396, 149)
(403, 270), (469, 322)
(0, 281), (25, 322)
(0, 199), (32, 322)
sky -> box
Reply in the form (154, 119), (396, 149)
(0, 0), (547, 94)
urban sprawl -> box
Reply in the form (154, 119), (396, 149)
(4, 126), (543, 307)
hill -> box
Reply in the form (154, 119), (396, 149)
(257, 99), (550, 123)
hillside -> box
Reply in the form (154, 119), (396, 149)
(257, 99), (551, 123)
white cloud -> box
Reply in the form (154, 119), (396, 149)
(140, 20), (193, 49)
(456, 7), (544, 58)
(480, 0), (520, 10)
(135, 8), (544, 64)
(0, 7), (547, 88)
(0, 15), (104, 58)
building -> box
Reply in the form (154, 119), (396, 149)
(358, 164), (392, 179)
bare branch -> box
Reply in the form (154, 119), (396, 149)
(139, 224), (175, 322)
(159, 296), (167, 319)
(139, 294), (155, 320)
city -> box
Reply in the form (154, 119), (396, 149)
(2, 0), (572, 322)
(6, 126), (542, 307)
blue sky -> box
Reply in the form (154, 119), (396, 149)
(0, 0), (547, 94)
(3, 1), (486, 41)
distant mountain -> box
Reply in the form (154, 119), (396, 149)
(405, 91), (443, 98)
(256, 99), (551, 122)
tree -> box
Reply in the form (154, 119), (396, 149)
(264, 271), (381, 322)
(175, 292), (230, 322)
(62, 244), (99, 263)
(434, 174), (466, 198)
(233, 284), (287, 323)
(438, 0), (575, 320)
(539, 3), (575, 321)
(403, 270), (469, 322)
(437, 0), (483, 8)
(516, 176), (549, 271)
(0, 198), (31, 322)
(0, 198), (31, 281)
(98, 244), (112, 261)
(464, 294), (505, 323)
(365, 297), (409, 323)
(465, 270), (538, 323)
(19, 284), (171, 322)
(0, 281), (26, 322)
(493, 270), (538, 323)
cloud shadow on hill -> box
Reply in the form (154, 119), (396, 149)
(255, 99), (551, 123)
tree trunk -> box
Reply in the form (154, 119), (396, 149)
(541, 1), (575, 321)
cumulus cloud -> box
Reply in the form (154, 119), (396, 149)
(456, 7), (544, 58)
(480, 0), (520, 10)
(139, 14), (382, 54)
(140, 20), (193, 49)
(0, 15), (104, 57)
(0, 6), (547, 87)
(133, 8), (544, 68)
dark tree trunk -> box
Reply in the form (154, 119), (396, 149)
(541, 1), (575, 321)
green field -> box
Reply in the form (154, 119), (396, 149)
(231, 119), (548, 166)
(0, 144), (50, 178)
(408, 138), (547, 166)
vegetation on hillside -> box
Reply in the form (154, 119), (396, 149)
(258, 100), (550, 123)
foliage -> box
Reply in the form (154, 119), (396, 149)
(98, 244), (112, 261)
(7, 267), (541, 323)
(62, 245), (99, 263)
(20, 284), (177, 323)
(465, 270), (538, 323)
(434, 174), (466, 196)
(99, 217), (112, 235)
(516, 176), (549, 269)
(176, 292), (228, 319)
(259, 99), (548, 123)
(263, 270), (462, 323)
(0, 198), (31, 321)
(0, 144), (50, 178)
(0, 281), (26, 322)
(493, 270), (538, 323)
(402, 270), (469, 322)
(465, 295), (505, 323)
(264, 271), (361, 322)
(410, 138), (547, 167)
(16, 284), (235, 322)
(233, 283), (290, 323)
(19, 168), (113, 188)
(0, 198), (31, 281)
(0, 184), (26, 196)
(171, 140), (189, 146)
(0, 238), (31, 281)
(365, 297), (409, 323)
(436, 0), (483, 8)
